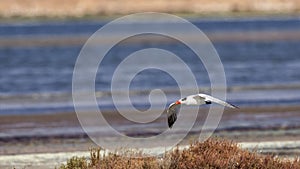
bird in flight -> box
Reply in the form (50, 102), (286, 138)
(167, 93), (238, 128)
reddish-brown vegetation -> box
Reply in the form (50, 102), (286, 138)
(58, 138), (300, 169)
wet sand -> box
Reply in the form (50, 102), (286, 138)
(1, 105), (300, 156)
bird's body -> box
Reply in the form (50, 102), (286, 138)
(167, 93), (238, 128)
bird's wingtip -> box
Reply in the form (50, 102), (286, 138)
(229, 103), (239, 109)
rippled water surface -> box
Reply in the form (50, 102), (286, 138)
(1, 17), (300, 114)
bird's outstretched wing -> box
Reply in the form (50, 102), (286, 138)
(197, 94), (238, 109)
(167, 102), (180, 128)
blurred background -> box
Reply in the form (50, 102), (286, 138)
(1, 0), (300, 168)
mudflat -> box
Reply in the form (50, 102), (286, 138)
(1, 105), (300, 155)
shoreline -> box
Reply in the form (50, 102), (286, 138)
(1, 105), (300, 155)
(0, 12), (300, 23)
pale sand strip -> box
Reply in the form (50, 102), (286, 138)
(0, 151), (90, 169)
(0, 141), (299, 169)
(239, 141), (300, 161)
(240, 140), (300, 150)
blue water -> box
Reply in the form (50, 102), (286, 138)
(1, 17), (300, 114)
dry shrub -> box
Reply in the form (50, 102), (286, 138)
(58, 138), (300, 169)
(168, 139), (300, 169)
(59, 156), (88, 169)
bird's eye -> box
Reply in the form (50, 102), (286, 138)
(182, 97), (187, 101)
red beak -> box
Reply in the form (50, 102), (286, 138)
(175, 100), (181, 105)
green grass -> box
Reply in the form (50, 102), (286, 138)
(58, 138), (300, 169)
